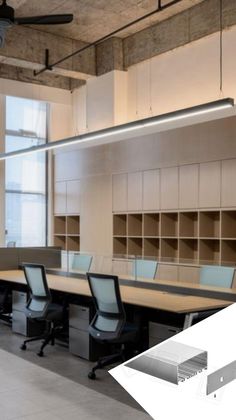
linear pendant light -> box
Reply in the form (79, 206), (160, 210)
(0, 97), (234, 161)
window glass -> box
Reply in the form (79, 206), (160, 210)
(5, 97), (47, 247)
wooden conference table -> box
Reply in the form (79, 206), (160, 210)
(0, 270), (232, 329)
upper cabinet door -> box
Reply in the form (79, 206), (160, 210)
(112, 173), (128, 212)
(199, 161), (221, 208)
(143, 169), (160, 211)
(54, 181), (66, 214)
(67, 180), (80, 214)
(160, 167), (179, 210)
(221, 159), (236, 207)
(179, 164), (199, 209)
(128, 171), (143, 211)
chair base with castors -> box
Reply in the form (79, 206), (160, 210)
(20, 319), (61, 357)
(88, 345), (127, 379)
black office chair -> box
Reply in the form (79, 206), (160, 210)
(0, 285), (12, 324)
(20, 263), (64, 357)
(87, 273), (139, 379)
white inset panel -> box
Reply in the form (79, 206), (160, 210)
(67, 180), (80, 214)
(112, 173), (127, 212)
(199, 161), (221, 208)
(54, 181), (66, 214)
(221, 159), (236, 207)
(179, 164), (199, 209)
(128, 172), (143, 211)
(143, 169), (160, 211)
(160, 167), (179, 210)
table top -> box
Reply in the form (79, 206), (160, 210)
(0, 270), (231, 314)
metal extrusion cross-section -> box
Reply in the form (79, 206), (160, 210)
(206, 360), (236, 395)
(125, 340), (208, 385)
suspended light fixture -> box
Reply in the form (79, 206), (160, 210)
(0, 97), (234, 161)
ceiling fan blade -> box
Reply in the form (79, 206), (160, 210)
(15, 14), (73, 25)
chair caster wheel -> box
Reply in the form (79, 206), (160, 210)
(37, 351), (44, 357)
(20, 344), (26, 351)
(88, 371), (96, 380)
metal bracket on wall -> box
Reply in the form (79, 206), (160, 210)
(206, 360), (236, 395)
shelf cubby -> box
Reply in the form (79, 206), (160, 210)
(199, 211), (220, 238)
(143, 238), (160, 258)
(221, 240), (236, 264)
(113, 237), (127, 256)
(179, 239), (198, 262)
(67, 215), (80, 235)
(161, 213), (178, 237)
(221, 211), (236, 238)
(143, 213), (159, 237)
(128, 214), (143, 236)
(67, 235), (80, 252)
(113, 214), (127, 236)
(54, 235), (66, 251)
(53, 214), (80, 252)
(54, 216), (66, 235)
(128, 237), (143, 257)
(199, 239), (220, 263)
(161, 238), (178, 261)
(179, 212), (198, 238)
(112, 209), (236, 266)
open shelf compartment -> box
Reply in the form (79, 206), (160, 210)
(113, 237), (127, 256)
(143, 213), (159, 237)
(113, 214), (127, 236)
(199, 211), (220, 238)
(67, 215), (80, 235)
(128, 214), (143, 236)
(54, 216), (66, 235)
(179, 212), (198, 238)
(143, 238), (160, 258)
(199, 239), (220, 263)
(161, 213), (178, 237)
(67, 236), (80, 252)
(128, 237), (143, 257)
(221, 211), (236, 238)
(221, 239), (236, 264)
(161, 238), (178, 261)
(179, 239), (198, 262)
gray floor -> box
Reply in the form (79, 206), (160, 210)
(0, 323), (150, 420)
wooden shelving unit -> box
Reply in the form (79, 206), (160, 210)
(53, 215), (80, 251)
(112, 210), (236, 264)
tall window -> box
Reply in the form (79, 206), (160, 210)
(5, 96), (47, 246)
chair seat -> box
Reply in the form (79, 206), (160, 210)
(111, 322), (139, 344)
(45, 303), (64, 321)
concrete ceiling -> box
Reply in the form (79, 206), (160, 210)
(0, 0), (235, 90)
(10, 0), (204, 42)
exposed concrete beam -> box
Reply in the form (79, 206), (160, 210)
(96, 37), (124, 76)
(0, 25), (96, 80)
(0, 63), (72, 90)
(123, 0), (236, 68)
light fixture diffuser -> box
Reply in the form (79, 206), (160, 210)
(0, 97), (234, 161)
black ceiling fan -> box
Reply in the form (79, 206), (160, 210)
(0, 0), (73, 47)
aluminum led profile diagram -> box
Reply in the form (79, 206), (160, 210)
(206, 360), (236, 395)
(126, 340), (208, 385)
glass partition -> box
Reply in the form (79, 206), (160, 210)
(8, 248), (233, 290)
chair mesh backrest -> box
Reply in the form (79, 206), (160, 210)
(23, 265), (50, 298)
(133, 259), (158, 279)
(72, 254), (93, 272)
(200, 266), (234, 288)
(88, 274), (123, 315)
